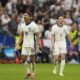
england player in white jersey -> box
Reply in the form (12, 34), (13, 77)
(50, 15), (73, 76)
(15, 13), (40, 79)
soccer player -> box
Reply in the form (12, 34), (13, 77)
(50, 15), (73, 76)
(15, 13), (40, 79)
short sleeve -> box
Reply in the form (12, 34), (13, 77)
(51, 26), (55, 35)
(17, 23), (24, 34)
(33, 22), (39, 33)
(65, 25), (69, 35)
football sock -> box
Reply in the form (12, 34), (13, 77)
(60, 59), (65, 74)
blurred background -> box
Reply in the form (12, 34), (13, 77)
(0, 0), (80, 64)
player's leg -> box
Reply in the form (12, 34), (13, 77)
(53, 46), (59, 74)
(30, 47), (36, 79)
(59, 46), (67, 76)
(30, 55), (35, 79)
(53, 55), (59, 74)
(60, 53), (65, 76)
(22, 55), (30, 78)
(21, 47), (31, 79)
(59, 43), (67, 76)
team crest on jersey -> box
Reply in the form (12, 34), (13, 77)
(63, 29), (66, 33)
(28, 27), (33, 32)
(29, 27), (31, 31)
(25, 31), (28, 35)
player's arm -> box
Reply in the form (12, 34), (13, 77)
(66, 26), (74, 48)
(15, 31), (23, 50)
(50, 33), (55, 49)
(35, 32), (40, 47)
(66, 33), (71, 43)
(66, 33), (74, 48)
(50, 26), (55, 49)
(33, 22), (40, 47)
(18, 31), (23, 45)
(35, 32), (41, 53)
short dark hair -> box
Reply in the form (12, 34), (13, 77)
(56, 13), (64, 19)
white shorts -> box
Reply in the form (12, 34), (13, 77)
(53, 42), (67, 55)
(21, 47), (35, 56)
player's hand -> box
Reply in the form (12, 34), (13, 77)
(36, 40), (41, 48)
(15, 44), (19, 50)
(70, 42), (74, 49)
(36, 41), (41, 53)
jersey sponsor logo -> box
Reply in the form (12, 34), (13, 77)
(29, 27), (33, 31)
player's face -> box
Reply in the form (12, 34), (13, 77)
(57, 16), (64, 25)
(24, 14), (30, 24)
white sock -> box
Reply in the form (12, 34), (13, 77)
(30, 63), (32, 73)
(27, 67), (30, 73)
(60, 59), (65, 74)
(24, 61), (27, 70)
(24, 61), (30, 74)
(53, 60), (58, 73)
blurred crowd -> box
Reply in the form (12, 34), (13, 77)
(0, 0), (80, 63)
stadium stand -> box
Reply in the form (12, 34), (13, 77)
(0, 0), (80, 63)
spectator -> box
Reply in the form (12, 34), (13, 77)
(68, 22), (79, 62)
(44, 25), (51, 39)
(1, 8), (11, 31)
(49, 10), (56, 25)
(8, 12), (18, 35)
(6, 0), (13, 16)
(64, 11), (72, 25)
(42, 14), (50, 31)
(0, 0), (80, 63)
(37, 20), (44, 38)
(78, 28), (80, 58)
(16, 0), (26, 14)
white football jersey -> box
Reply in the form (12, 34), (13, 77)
(51, 24), (69, 42)
(20, 21), (39, 47)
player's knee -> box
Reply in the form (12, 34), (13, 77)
(60, 54), (65, 60)
(61, 56), (65, 60)
(54, 57), (58, 61)
(21, 56), (27, 63)
(30, 55), (35, 63)
(31, 58), (35, 63)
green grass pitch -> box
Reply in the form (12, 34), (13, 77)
(0, 63), (80, 80)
